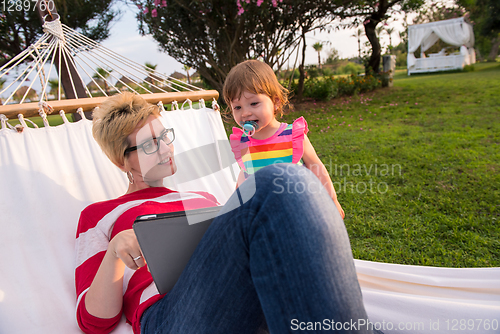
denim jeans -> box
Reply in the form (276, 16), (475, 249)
(141, 164), (375, 333)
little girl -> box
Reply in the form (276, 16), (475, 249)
(224, 60), (345, 219)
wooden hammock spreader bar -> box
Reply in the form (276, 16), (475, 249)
(0, 90), (219, 119)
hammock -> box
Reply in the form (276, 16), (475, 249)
(0, 15), (499, 334)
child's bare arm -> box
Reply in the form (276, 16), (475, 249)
(302, 135), (345, 219)
(235, 169), (246, 189)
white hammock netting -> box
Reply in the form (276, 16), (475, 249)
(0, 15), (212, 121)
(0, 13), (499, 334)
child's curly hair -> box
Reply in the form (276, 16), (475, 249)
(223, 60), (289, 117)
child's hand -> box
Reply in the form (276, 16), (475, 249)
(334, 200), (345, 219)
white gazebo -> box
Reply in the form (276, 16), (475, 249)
(407, 17), (475, 75)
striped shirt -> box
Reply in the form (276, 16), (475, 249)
(75, 187), (218, 334)
(230, 117), (309, 176)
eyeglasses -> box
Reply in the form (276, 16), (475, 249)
(124, 128), (175, 155)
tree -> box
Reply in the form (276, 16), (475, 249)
(92, 67), (112, 95)
(351, 28), (364, 58)
(325, 47), (340, 64)
(341, 0), (425, 73)
(47, 78), (63, 99)
(385, 27), (395, 51)
(312, 42), (323, 68)
(144, 62), (162, 87)
(183, 65), (192, 84)
(134, 0), (339, 95)
(455, 0), (500, 61)
(0, 0), (119, 67)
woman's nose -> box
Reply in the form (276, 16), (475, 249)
(158, 139), (173, 154)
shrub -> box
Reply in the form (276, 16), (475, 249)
(335, 62), (364, 75)
(303, 77), (338, 101)
(300, 74), (381, 100)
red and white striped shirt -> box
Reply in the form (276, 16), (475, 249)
(75, 187), (219, 334)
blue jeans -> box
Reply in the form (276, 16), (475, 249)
(141, 164), (375, 333)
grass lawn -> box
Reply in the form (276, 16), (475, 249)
(225, 62), (500, 268)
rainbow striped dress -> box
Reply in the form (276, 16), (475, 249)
(230, 116), (309, 178)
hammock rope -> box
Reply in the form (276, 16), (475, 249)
(0, 15), (207, 116)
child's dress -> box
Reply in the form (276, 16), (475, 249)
(230, 116), (309, 178)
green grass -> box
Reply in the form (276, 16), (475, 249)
(226, 62), (500, 268)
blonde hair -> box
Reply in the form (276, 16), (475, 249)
(223, 60), (289, 117)
(92, 92), (161, 167)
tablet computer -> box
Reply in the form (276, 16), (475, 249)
(133, 206), (221, 294)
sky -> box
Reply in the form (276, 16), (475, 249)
(101, 5), (412, 77)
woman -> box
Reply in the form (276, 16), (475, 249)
(75, 92), (376, 334)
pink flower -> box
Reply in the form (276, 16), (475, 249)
(348, 124), (351, 127)
(143, 7), (149, 14)
(415, 102), (418, 105)
(161, 0), (167, 7)
(245, 0), (250, 2)
(363, 19), (370, 25)
(272, 0), (278, 7)
(154, 0), (161, 6)
(374, 113), (376, 116)
(369, 129), (372, 131)
(152, 8), (157, 17)
(360, 128), (363, 130)
(257, 0), (264, 6)
(137, 4), (142, 9)
(237, 7), (245, 15)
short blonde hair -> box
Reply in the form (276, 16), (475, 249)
(223, 60), (289, 117)
(92, 92), (161, 167)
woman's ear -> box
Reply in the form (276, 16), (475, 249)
(114, 157), (127, 173)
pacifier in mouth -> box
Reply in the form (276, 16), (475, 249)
(241, 121), (259, 137)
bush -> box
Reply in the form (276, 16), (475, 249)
(307, 66), (320, 79)
(395, 50), (407, 68)
(463, 64), (475, 72)
(300, 74), (381, 101)
(303, 77), (338, 101)
(335, 62), (364, 75)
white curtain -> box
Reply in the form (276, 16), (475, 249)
(408, 17), (474, 53)
(431, 20), (473, 47)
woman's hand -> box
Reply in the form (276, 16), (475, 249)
(84, 229), (145, 318)
(109, 229), (146, 270)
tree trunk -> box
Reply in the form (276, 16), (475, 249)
(297, 31), (307, 102)
(364, 20), (381, 74)
(488, 37), (500, 62)
(317, 52), (321, 69)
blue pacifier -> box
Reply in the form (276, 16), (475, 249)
(241, 121), (259, 137)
